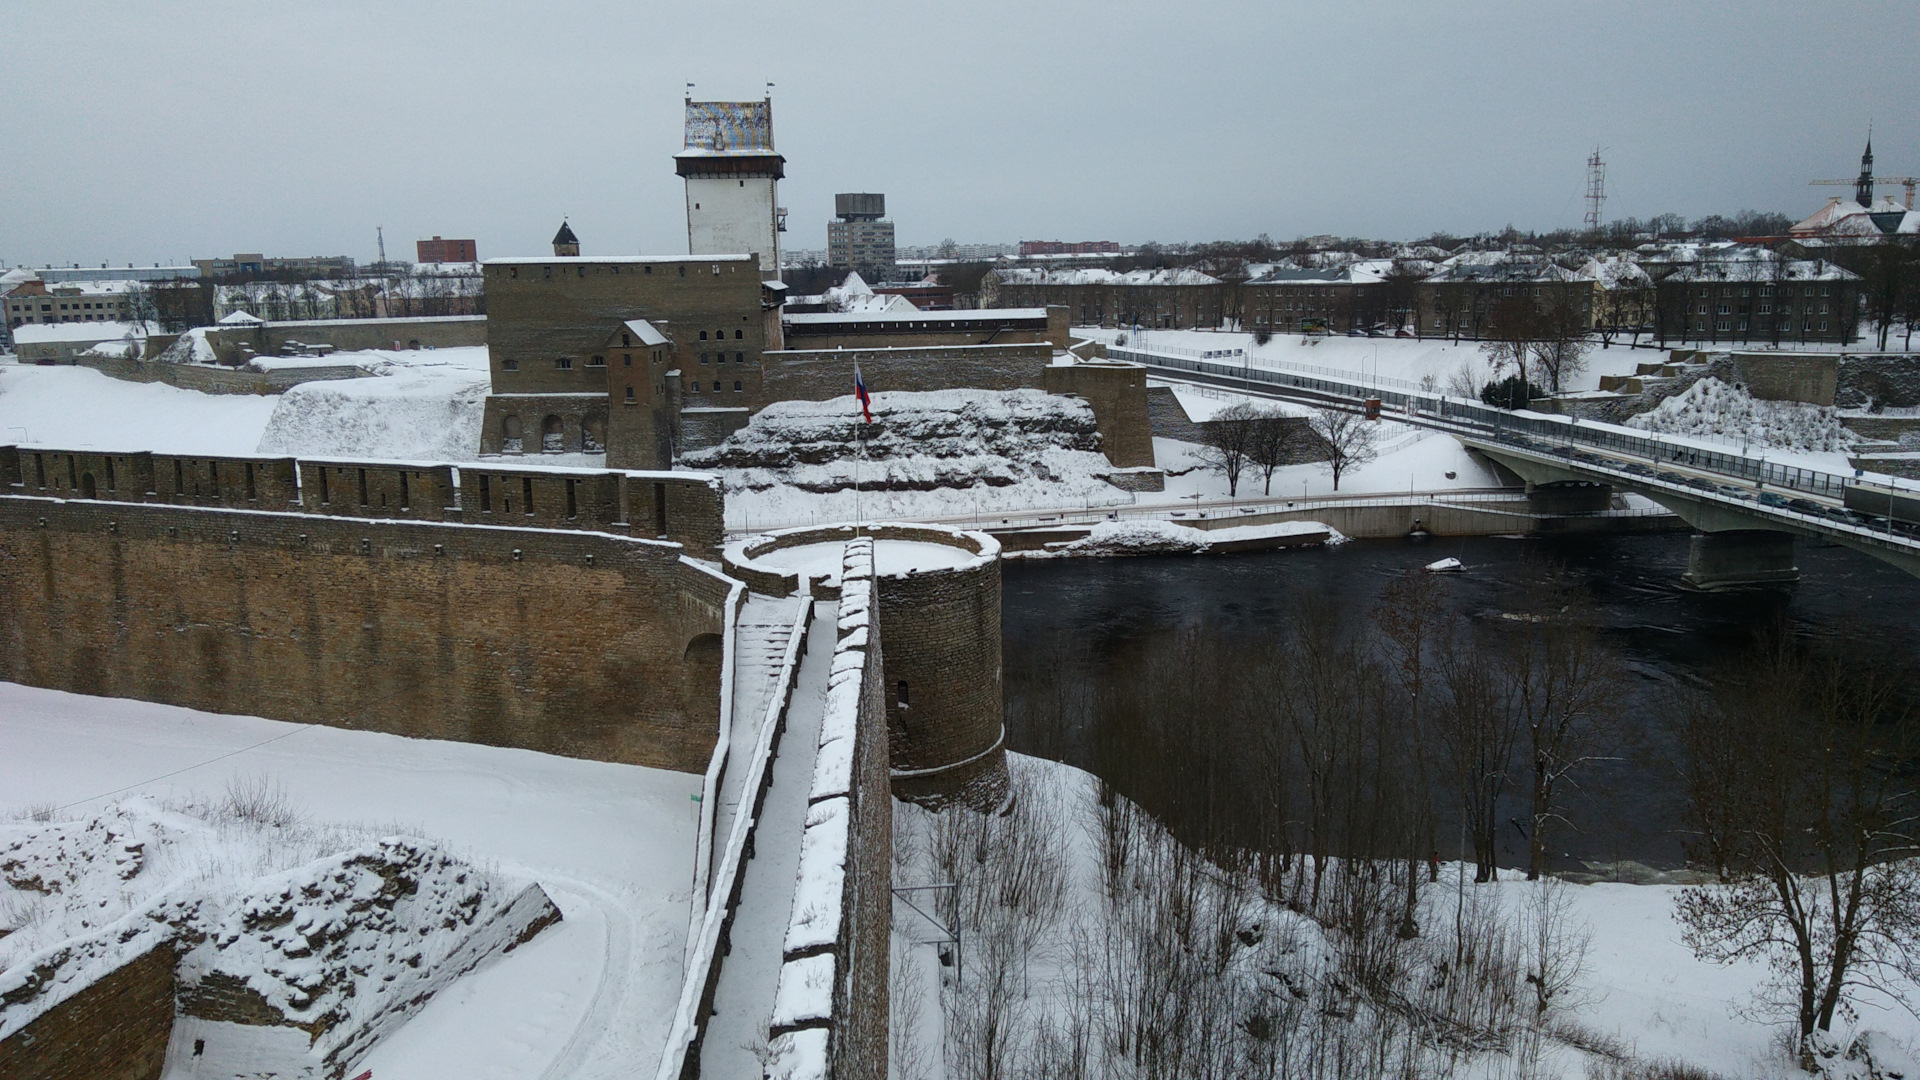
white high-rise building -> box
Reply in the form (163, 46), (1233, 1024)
(675, 98), (786, 281)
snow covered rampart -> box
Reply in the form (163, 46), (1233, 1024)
(766, 539), (892, 1080)
(0, 799), (561, 1080)
(683, 388), (1132, 528)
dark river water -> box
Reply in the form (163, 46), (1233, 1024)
(1001, 532), (1920, 871)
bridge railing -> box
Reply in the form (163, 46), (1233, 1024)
(1122, 349), (1909, 505)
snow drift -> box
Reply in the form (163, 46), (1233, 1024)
(255, 350), (491, 461)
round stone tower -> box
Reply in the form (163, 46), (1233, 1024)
(724, 522), (1007, 810)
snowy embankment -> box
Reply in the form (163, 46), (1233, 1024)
(1625, 376), (1858, 454)
(683, 388), (1131, 530)
(892, 753), (1920, 1080)
(255, 346), (491, 461)
(1, 798), (559, 1078)
(0, 682), (701, 1080)
(1010, 517), (1339, 559)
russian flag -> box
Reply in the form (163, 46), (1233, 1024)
(854, 365), (873, 423)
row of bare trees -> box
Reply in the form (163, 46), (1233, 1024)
(1195, 403), (1381, 495)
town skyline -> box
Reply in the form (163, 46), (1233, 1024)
(3, 1), (1918, 268)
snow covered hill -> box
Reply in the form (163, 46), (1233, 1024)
(1625, 376), (1858, 454)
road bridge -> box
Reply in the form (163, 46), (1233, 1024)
(1112, 345), (1920, 586)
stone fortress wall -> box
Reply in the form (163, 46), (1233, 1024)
(0, 444), (732, 772)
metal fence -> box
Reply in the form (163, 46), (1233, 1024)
(1120, 348), (1916, 505)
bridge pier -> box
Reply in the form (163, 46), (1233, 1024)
(1526, 480), (1612, 514)
(1680, 530), (1799, 591)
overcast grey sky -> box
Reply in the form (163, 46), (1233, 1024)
(3, 1), (1916, 268)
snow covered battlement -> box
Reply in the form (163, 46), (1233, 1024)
(766, 539), (891, 1080)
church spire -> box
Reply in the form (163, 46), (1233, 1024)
(1857, 130), (1875, 205)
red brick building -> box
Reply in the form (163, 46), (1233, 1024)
(416, 236), (478, 264)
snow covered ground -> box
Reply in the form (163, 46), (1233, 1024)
(1077, 326), (1650, 395)
(0, 682), (702, 1080)
(0, 347), (492, 462)
(0, 361), (280, 455)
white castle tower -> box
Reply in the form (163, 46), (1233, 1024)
(676, 97), (786, 280)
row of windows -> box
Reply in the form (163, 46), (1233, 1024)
(1693, 285), (1833, 298)
(688, 380), (745, 393)
(700, 352), (747, 364)
(698, 329), (745, 340)
(6, 300), (126, 312)
(1691, 320), (1830, 333)
(503, 263), (725, 279)
(12, 313), (121, 324)
(1696, 303), (1829, 316)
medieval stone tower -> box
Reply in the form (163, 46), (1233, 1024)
(552, 220), (579, 257)
(676, 97), (785, 281)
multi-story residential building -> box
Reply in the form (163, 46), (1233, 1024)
(981, 267), (1224, 329)
(1018, 240), (1121, 257)
(826, 192), (895, 276)
(1651, 250), (1860, 346)
(416, 236), (478, 264)
(4, 277), (137, 328)
(192, 253), (357, 280)
(1414, 251), (1597, 340)
(1239, 261), (1418, 334)
(32, 265), (199, 283)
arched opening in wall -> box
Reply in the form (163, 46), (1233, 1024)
(407, 339), (421, 350)
(681, 634), (724, 734)
(502, 415), (523, 453)
(541, 415), (564, 453)
(897, 680), (910, 708)
(79, 472), (96, 499)
(582, 411), (606, 453)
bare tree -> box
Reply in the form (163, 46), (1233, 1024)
(1434, 632), (1522, 883)
(1304, 407), (1379, 491)
(1373, 570), (1450, 935)
(1530, 289), (1593, 395)
(1479, 296), (1540, 392)
(1495, 571), (1621, 881)
(1194, 401), (1260, 497)
(1244, 408), (1303, 496)
(1672, 626), (1920, 1055)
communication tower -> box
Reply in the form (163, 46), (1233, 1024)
(1583, 149), (1607, 235)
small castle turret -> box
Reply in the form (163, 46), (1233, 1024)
(552, 220), (579, 257)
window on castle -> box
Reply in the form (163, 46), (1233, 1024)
(713, 381), (721, 391)
(699, 330), (708, 340)
(503, 358), (518, 370)
(733, 381), (742, 391)
(625, 386), (635, 401)
(622, 333), (631, 347)
(556, 357), (573, 369)
(700, 353), (709, 364)
(734, 329), (743, 339)
(623, 353), (632, 366)
(735, 352), (744, 363)
(588, 355), (605, 367)
(897, 681), (909, 708)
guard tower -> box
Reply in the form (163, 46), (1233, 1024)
(676, 97), (786, 281)
(552, 220), (579, 257)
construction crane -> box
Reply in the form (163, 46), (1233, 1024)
(1809, 176), (1919, 210)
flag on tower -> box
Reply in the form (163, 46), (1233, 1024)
(854, 365), (872, 423)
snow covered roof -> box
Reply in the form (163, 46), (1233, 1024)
(782, 307), (1048, 325)
(622, 318), (668, 346)
(1425, 251), (1591, 284)
(217, 310), (265, 325)
(1577, 255), (1653, 289)
(484, 254), (754, 266)
(1661, 254), (1858, 283)
(12, 320), (151, 343)
(993, 267), (1221, 286)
